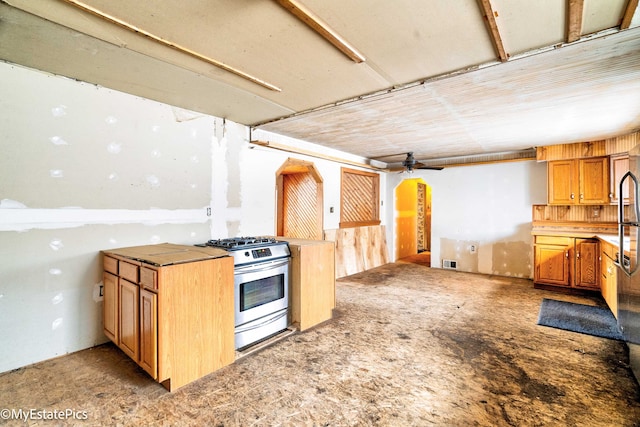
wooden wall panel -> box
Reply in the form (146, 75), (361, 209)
(537, 140), (606, 161)
(536, 131), (640, 161)
(324, 225), (389, 278)
(532, 204), (621, 223)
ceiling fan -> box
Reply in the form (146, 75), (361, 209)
(374, 152), (444, 173)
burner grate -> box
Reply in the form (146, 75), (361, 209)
(206, 236), (278, 249)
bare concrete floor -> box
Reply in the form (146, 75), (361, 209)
(2, 263), (640, 426)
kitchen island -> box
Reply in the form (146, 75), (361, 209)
(102, 239), (337, 391)
(102, 243), (234, 391)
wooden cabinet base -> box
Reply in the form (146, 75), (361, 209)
(278, 237), (336, 331)
(533, 235), (600, 291)
(102, 244), (234, 392)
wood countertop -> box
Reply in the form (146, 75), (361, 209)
(531, 227), (628, 252)
(103, 243), (228, 266)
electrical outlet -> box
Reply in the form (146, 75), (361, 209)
(93, 283), (104, 302)
(470, 245), (477, 253)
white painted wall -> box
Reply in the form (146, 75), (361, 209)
(386, 161), (548, 277)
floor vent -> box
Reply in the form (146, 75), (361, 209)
(442, 259), (457, 270)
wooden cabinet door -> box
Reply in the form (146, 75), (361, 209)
(103, 272), (119, 343)
(548, 160), (575, 205)
(535, 244), (570, 286)
(601, 252), (618, 318)
(139, 288), (158, 379)
(575, 239), (600, 289)
(119, 279), (139, 360)
(579, 157), (609, 204)
(611, 155), (629, 205)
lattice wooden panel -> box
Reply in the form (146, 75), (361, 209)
(283, 172), (320, 239)
(417, 183), (426, 252)
(341, 170), (379, 225)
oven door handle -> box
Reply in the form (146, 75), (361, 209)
(235, 310), (288, 334)
(234, 258), (290, 273)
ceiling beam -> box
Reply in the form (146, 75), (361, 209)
(250, 140), (383, 171)
(621, 0), (639, 29)
(566, 0), (585, 43)
(60, 0), (282, 91)
(477, 0), (508, 62)
(275, 0), (366, 63)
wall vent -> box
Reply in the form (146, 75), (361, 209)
(442, 259), (457, 270)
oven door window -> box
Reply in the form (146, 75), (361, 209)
(240, 274), (285, 312)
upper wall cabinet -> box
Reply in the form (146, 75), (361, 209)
(547, 157), (610, 205)
(610, 154), (630, 205)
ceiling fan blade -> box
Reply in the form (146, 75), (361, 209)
(416, 165), (444, 170)
(414, 160), (443, 171)
(370, 153), (409, 160)
(380, 153), (444, 172)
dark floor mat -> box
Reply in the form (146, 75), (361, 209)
(537, 298), (623, 341)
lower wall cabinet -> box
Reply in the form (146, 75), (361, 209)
(533, 235), (600, 290)
(103, 245), (234, 391)
(600, 240), (618, 318)
(279, 237), (336, 331)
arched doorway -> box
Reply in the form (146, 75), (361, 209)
(276, 158), (324, 239)
(395, 178), (432, 266)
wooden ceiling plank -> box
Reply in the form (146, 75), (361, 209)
(567, 0), (585, 43)
(477, 0), (508, 62)
(621, 0), (639, 29)
(275, 0), (366, 63)
(59, 0), (282, 91)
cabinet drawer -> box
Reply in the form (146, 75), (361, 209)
(535, 235), (572, 246)
(104, 256), (118, 275)
(140, 267), (158, 291)
(119, 261), (139, 283)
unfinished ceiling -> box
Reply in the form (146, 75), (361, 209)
(1, 0), (639, 167)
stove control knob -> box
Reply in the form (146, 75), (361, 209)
(245, 251), (250, 258)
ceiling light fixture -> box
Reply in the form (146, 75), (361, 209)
(60, 0), (282, 91)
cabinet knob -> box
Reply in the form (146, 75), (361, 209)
(570, 193), (575, 199)
(565, 252), (569, 258)
(580, 193), (584, 200)
(576, 252), (580, 259)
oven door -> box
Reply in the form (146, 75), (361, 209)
(234, 258), (289, 327)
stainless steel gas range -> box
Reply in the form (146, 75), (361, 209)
(200, 237), (290, 350)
